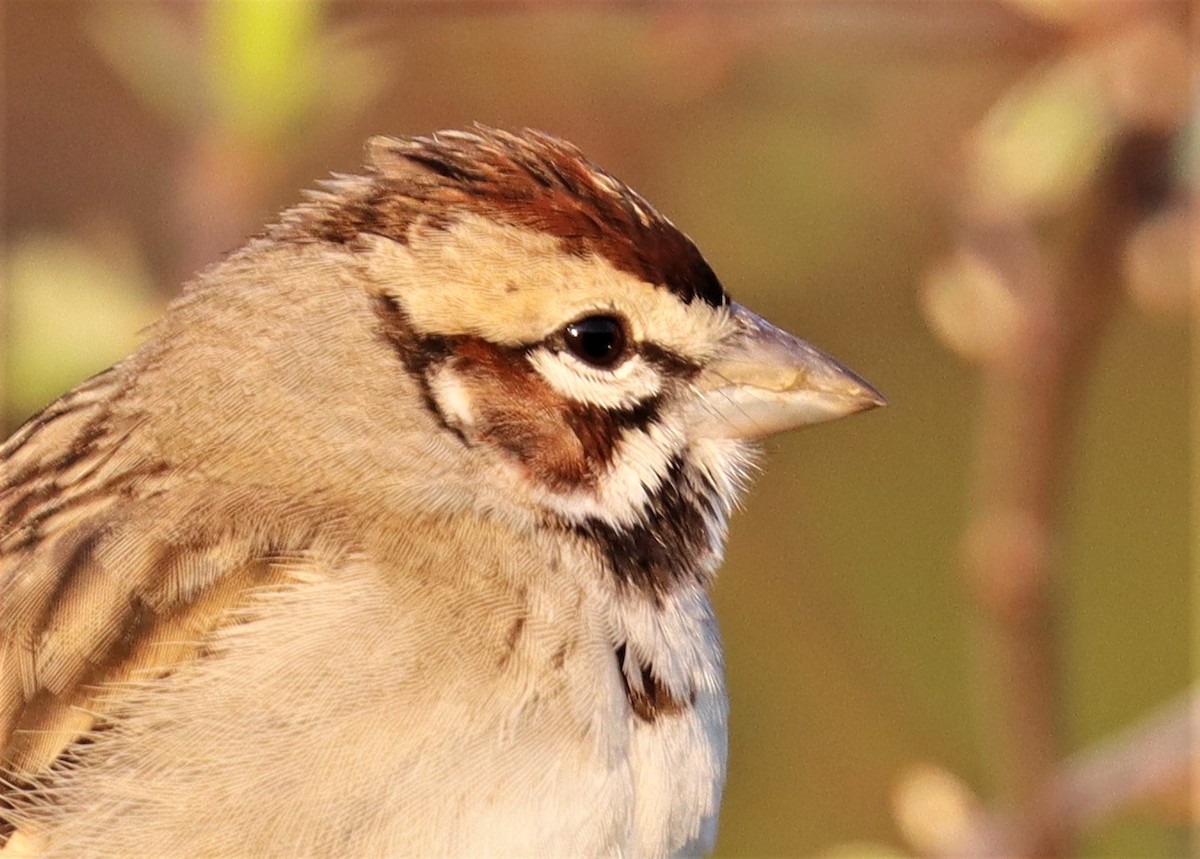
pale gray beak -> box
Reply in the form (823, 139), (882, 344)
(690, 303), (886, 441)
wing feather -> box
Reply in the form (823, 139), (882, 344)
(0, 375), (302, 833)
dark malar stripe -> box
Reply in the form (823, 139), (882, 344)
(569, 454), (722, 600)
(559, 395), (662, 478)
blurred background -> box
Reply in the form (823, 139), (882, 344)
(2, 2), (1193, 856)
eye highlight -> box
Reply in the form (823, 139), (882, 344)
(563, 315), (628, 368)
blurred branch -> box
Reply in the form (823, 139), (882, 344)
(919, 3), (1188, 855)
(947, 689), (1196, 857)
(87, 0), (384, 284)
(958, 130), (1170, 857)
(895, 689), (1197, 857)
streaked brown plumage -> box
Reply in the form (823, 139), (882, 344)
(0, 127), (882, 857)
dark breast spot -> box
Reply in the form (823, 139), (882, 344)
(615, 643), (692, 723)
(497, 614), (527, 669)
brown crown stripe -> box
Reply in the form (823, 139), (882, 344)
(277, 127), (728, 309)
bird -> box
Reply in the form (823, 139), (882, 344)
(0, 127), (883, 858)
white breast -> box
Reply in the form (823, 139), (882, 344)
(14, 547), (727, 858)
(615, 582), (729, 857)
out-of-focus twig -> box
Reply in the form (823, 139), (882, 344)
(956, 128), (1171, 857)
(919, 3), (1189, 854)
(939, 689), (1197, 857)
(87, 0), (384, 289)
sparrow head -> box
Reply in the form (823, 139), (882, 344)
(139, 127), (883, 596)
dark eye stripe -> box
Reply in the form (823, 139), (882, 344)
(637, 342), (701, 378)
(375, 289), (723, 602)
(374, 293), (687, 490)
(543, 332), (699, 381)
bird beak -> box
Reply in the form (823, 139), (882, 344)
(690, 303), (886, 441)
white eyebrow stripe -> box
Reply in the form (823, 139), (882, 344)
(526, 348), (662, 411)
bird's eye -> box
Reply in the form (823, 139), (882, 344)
(563, 315), (627, 368)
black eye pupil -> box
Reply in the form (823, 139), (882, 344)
(564, 315), (626, 367)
